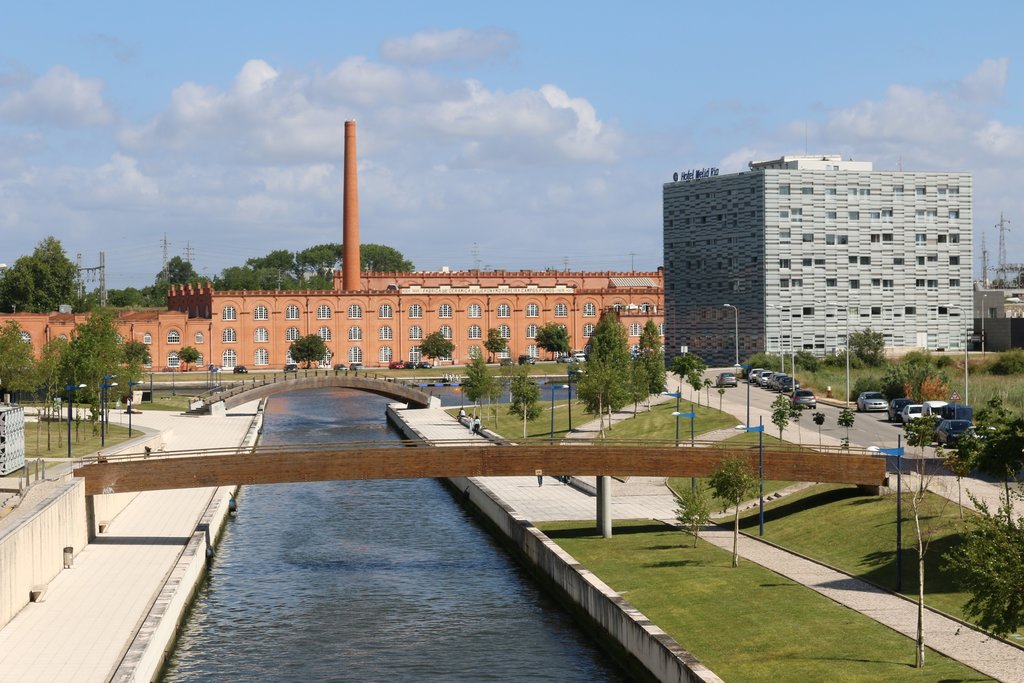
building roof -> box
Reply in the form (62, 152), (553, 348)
(609, 277), (657, 288)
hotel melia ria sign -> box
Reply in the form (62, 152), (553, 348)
(673, 168), (719, 182)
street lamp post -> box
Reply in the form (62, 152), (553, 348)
(736, 418), (766, 536)
(949, 306), (970, 406)
(65, 382), (86, 458)
(723, 304), (739, 367)
(127, 380), (142, 437)
(870, 435), (904, 591)
(672, 406), (698, 493)
(549, 384), (569, 445)
(567, 369), (576, 432)
(100, 376), (117, 447)
(664, 389), (682, 445)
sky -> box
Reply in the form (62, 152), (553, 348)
(2, 1), (1023, 290)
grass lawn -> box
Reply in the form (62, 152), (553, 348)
(539, 519), (990, 682)
(446, 399), (584, 441)
(8, 421), (132, 468)
(599, 399), (742, 444)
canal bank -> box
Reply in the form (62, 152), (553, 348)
(0, 400), (263, 682)
(386, 402), (720, 683)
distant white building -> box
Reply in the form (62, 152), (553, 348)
(663, 155), (973, 365)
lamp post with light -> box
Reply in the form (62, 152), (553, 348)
(663, 389), (682, 445)
(948, 305), (970, 406)
(736, 418), (765, 536)
(65, 382), (86, 458)
(549, 383), (569, 445)
(127, 380), (142, 437)
(672, 406), (697, 493)
(869, 436), (904, 591)
(100, 376), (117, 447)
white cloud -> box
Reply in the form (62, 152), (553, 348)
(957, 57), (1008, 103)
(380, 28), (517, 65)
(0, 65), (113, 127)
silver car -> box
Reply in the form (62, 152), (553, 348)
(856, 391), (887, 412)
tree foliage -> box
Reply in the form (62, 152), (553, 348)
(575, 311), (630, 435)
(178, 346), (200, 370)
(849, 327), (886, 366)
(0, 236), (80, 313)
(0, 320), (37, 395)
(289, 334), (327, 367)
(462, 354), (498, 407)
(535, 322), (570, 358)
(709, 456), (758, 567)
(675, 483), (712, 548)
(360, 243), (414, 272)
(989, 349), (1024, 375)
(671, 352), (707, 399)
(420, 331), (454, 362)
(507, 365), (542, 437)
(483, 328), (506, 361)
(770, 393), (796, 441)
(635, 320), (666, 395)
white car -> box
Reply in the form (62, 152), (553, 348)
(899, 403), (923, 424)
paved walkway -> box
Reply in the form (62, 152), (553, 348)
(397, 386), (1024, 682)
(0, 402), (261, 683)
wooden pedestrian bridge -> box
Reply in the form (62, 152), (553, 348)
(74, 439), (886, 496)
(188, 370), (433, 414)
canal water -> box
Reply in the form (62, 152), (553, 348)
(160, 387), (625, 682)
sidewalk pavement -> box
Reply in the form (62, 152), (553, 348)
(398, 386), (1024, 682)
(0, 402), (261, 683)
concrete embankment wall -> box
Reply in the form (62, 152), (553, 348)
(89, 429), (169, 536)
(0, 479), (88, 628)
(385, 404), (720, 683)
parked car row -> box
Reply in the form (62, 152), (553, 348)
(747, 369), (800, 393)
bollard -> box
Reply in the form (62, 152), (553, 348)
(63, 546), (74, 569)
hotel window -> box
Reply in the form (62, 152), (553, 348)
(221, 306), (237, 321)
(630, 323), (642, 336)
(949, 210), (960, 219)
(526, 303), (540, 317)
(938, 234), (948, 243)
(882, 279), (894, 289)
(848, 211), (860, 220)
(286, 305), (300, 320)
(583, 324), (595, 338)
(286, 327), (300, 341)
(378, 346), (393, 363)
(379, 304), (393, 319)
(583, 303), (597, 317)
(440, 325), (452, 340)
(916, 186), (926, 196)
(316, 304), (332, 319)
(779, 259), (791, 269)
(870, 234), (881, 243)
(554, 303), (569, 317)
(915, 234), (927, 244)
(348, 326), (362, 341)
(348, 347), (363, 364)
(526, 324), (538, 339)
(167, 352), (180, 369)
(379, 325), (393, 340)
(801, 186), (813, 195)
(527, 344), (538, 358)
(254, 305), (268, 320)
(318, 327), (332, 341)
(143, 333), (152, 344)
(802, 233), (814, 243)
(223, 328), (237, 343)
(348, 304), (362, 319)
(438, 304), (453, 318)
(499, 325), (511, 339)
(860, 256), (871, 265)
(468, 325), (482, 340)
(167, 330), (181, 344)
(802, 258), (812, 266)
(222, 350), (237, 367)
(906, 306), (916, 315)
(825, 188), (837, 196)
(950, 279), (961, 287)
(254, 349), (268, 366)
(892, 185), (904, 194)
(791, 208), (803, 223)
(837, 235), (848, 245)
(849, 256), (859, 265)
(825, 234), (836, 245)
(778, 184), (790, 195)
(497, 304), (511, 318)
(408, 304), (423, 318)
(195, 332), (204, 344)
(254, 327), (269, 343)
(893, 257), (905, 265)
(950, 234), (960, 243)
(826, 211), (837, 220)
(916, 279), (926, 287)
(408, 325), (423, 340)
(927, 279), (939, 289)
(950, 256), (960, 265)
(468, 304), (482, 318)
(849, 280), (860, 289)
(882, 210), (893, 221)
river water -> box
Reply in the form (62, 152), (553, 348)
(160, 388), (625, 682)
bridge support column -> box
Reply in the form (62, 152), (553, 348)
(85, 495), (97, 542)
(596, 475), (611, 538)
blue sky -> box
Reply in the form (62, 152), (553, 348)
(2, 1), (1023, 289)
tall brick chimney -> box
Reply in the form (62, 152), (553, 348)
(342, 119), (360, 291)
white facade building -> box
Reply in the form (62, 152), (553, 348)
(663, 155), (973, 366)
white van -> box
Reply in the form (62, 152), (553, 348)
(921, 400), (948, 418)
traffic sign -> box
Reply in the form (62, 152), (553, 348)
(949, 389), (962, 402)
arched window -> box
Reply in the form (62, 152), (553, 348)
(640, 303), (653, 313)
(348, 326), (362, 341)
(467, 304), (482, 318)
(526, 303), (540, 317)
(348, 347), (363, 363)
(223, 328), (237, 343)
(583, 303), (597, 317)
(409, 325), (423, 340)
(222, 306), (237, 321)
(166, 330), (181, 344)
(554, 303), (569, 317)
(222, 349), (237, 367)
(379, 346), (393, 363)
(254, 327), (269, 343)
(438, 303), (453, 318)
(195, 332), (204, 344)
(254, 305), (269, 320)
(526, 324), (538, 339)
(408, 346), (422, 363)
(497, 304), (511, 318)
(318, 327), (332, 341)
(379, 304), (393, 319)
(167, 352), (180, 368)
(629, 323), (642, 336)
(584, 324), (595, 338)
(58, 334), (68, 341)
(286, 327), (300, 341)
(440, 325), (452, 340)
(316, 304), (332, 320)
(195, 353), (204, 367)
(527, 344), (538, 358)
(379, 325), (393, 340)
(348, 304), (362, 319)
(499, 325), (511, 339)
(285, 305), (300, 320)
(468, 325), (482, 339)
(143, 333), (152, 344)
(408, 304), (423, 318)
(320, 349), (332, 368)
(254, 349), (269, 366)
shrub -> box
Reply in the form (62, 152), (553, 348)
(744, 352), (781, 373)
(851, 375), (882, 401)
(934, 354), (955, 369)
(990, 350), (1024, 375)
(822, 350), (864, 370)
(794, 350), (819, 372)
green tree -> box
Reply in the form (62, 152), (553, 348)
(484, 328), (506, 362)
(770, 393), (796, 441)
(507, 365), (542, 437)
(0, 236), (79, 313)
(360, 243), (414, 272)
(178, 346), (200, 371)
(420, 331), (454, 364)
(35, 336), (68, 452)
(837, 408), (855, 449)
(575, 311), (631, 436)
(812, 411), (826, 449)
(636, 320), (666, 399)
(943, 491), (1024, 637)
(944, 433), (980, 520)
(709, 456), (758, 567)
(165, 255), (200, 285)
(296, 243), (341, 281)
(0, 320), (37, 399)
(671, 353), (707, 403)
(849, 327), (886, 366)
(289, 334), (327, 368)
(462, 354), (497, 413)
(63, 307), (124, 431)
(675, 483), (712, 548)
(535, 322), (570, 359)
(970, 398), (1024, 518)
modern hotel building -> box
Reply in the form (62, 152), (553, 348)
(663, 155), (972, 366)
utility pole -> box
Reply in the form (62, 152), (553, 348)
(997, 213), (1010, 274)
(183, 241), (195, 264)
(77, 252), (107, 306)
(160, 233), (170, 283)
(629, 252), (636, 272)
